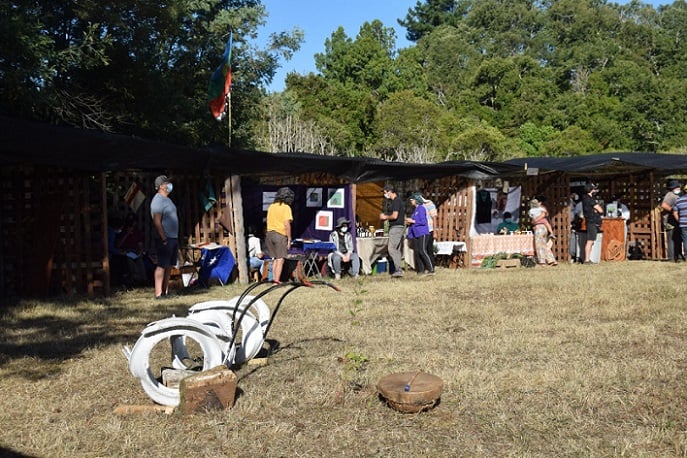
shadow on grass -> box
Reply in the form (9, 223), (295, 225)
(0, 292), (207, 379)
(0, 280), (337, 380)
(0, 445), (37, 458)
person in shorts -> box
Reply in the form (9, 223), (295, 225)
(150, 175), (179, 298)
(266, 187), (294, 282)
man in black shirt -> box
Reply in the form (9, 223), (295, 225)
(379, 184), (405, 277)
(582, 183), (603, 264)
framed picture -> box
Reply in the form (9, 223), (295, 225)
(306, 187), (323, 207)
(327, 188), (345, 209)
(315, 210), (333, 231)
(262, 191), (276, 211)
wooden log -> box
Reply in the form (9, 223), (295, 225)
(178, 365), (237, 415)
(495, 258), (520, 269)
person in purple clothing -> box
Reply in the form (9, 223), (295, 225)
(405, 192), (435, 275)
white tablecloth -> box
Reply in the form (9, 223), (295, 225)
(469, 233), (534, 268)
(404, 240), (466, 269)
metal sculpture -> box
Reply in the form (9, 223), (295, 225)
(123, 280), (339, 406)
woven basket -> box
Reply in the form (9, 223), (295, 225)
(377, 371), (443, 414)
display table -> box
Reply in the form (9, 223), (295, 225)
(436, 241), (467, 269)
(290, 240), (336, 278)
(404, 240), (466, 270)
(357, 237), (389, 275)
(469, 233), (534, 268)
(600, 217), (626, 261)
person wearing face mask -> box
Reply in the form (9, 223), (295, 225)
(406, 193), (435, 275)
(150, 175), (179, 298)
(661, 179), (683, 262)
(328, 217), (360, 280)
(582, 183), (603, 264)
(379, 184), (405, 277)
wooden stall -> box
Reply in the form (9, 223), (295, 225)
(1, 168), (108, 297)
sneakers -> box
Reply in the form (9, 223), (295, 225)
(335, 273), (341, 280)
(391, 271), (404, 278)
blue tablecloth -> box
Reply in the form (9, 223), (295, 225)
(289, 241), (336, 278)
(198, 246), (234, 285)
(290, 241), (337, 254)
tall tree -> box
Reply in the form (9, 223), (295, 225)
(399, 0), (470, 42)
(287, 20), (399, 155)
(0, 0), (303, 149)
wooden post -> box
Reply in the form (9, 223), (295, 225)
(101, 173), (110, 295)
(230, 175), (248, 284)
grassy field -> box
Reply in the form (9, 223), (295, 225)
(1, 261), (686, 457)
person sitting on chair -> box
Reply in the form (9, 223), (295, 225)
(496, 211), (519, 234)
(247, 226), (265, 281)
(328, 217), (360, 280)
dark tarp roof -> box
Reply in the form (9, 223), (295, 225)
(505, 153), (687, 176)
(0, 116), (519, 182)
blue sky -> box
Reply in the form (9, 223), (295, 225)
(258, 0), (667, 92)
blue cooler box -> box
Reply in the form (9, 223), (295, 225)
(376, 257), (388, 274)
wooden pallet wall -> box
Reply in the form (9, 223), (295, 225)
(419, 176), (472, 243)
(520, 173), (571, 262)
(0, 167), (108, 297)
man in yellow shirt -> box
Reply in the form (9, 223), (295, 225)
(266, 187), (294, 282)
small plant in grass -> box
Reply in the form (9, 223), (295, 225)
(342, 350), (369, 372)
(338, 350), (370, 394)
(481, 252), (510, 268)
(348, 278), (366, 326)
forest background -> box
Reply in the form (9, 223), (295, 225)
(2, 0), (686, 163)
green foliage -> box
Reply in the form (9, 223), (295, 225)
(6, 0), (687, 157)
(480, 252), (510, 269)
(282, 0), (687, 158)
(518, 122), (557, 157)
(347, 279), (366, 327)
(343, 351), (369, 371)
(0, 0), (303, 149)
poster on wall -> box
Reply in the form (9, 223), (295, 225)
(306, 188), (323, 207)
(327, 188), (345, 208)
(262, 191), (276, 211)
(315, 210), (333, 231)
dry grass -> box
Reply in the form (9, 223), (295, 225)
(1, 261), (687, 457)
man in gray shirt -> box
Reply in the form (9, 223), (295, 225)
(150, 175), (179, 298)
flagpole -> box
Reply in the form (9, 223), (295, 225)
(227, 92), (231, 147)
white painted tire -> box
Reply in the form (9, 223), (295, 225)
(127, 317), (224, 406)
(188, 298), (268, 364)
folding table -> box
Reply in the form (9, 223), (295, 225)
(290, 240), (336, 278)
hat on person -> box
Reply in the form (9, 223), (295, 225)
(274, 187), (295, 205)
(335, 216), (350, 228)
(154, 175), (170, 190)
(529, 198), (540, 208)
(667, 179), (681, 190)
(410, 192), (425, 204)
(383, 184), (396, 193)
(584, 183), (598, 193)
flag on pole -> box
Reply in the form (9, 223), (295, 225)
(208, 32), (233, 121)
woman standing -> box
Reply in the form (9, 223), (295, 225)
(406, 193), (435, 275)
(528, 198), (557, 266)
